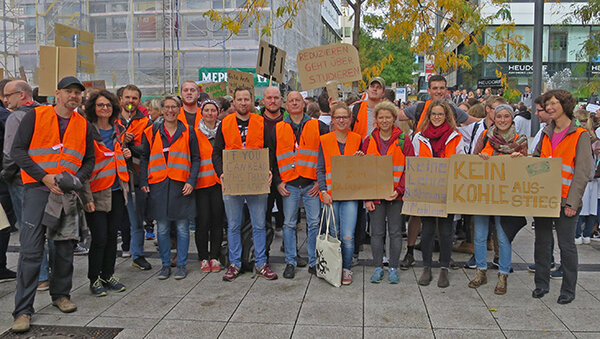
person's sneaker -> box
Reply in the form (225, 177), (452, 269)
(74, 244), (89, 255)
(132, 257), (152, 270)
(12, 314), (30, 333)
(399, 253), (415, 270)
(157, 266), (171, 280)
(222, 265), (241, 282)
(0, 267), (16, 282)
(308, 265), (316, 275)
(256, 264), (278, 280)
(527, 262), (556, 273)
(283, 263), (295, 279)
(121, 250), (131, 258)
(209, 259), (222, 272)
(583, 236), (591, 244)
(464, 255), (477, 269)
(388, 268), (399, 284)
(550, 267), (563, 280)
(145, 232), (155, 240)
(591, 231), (600, 242)
(370, 267), (384, 283)
(174, 266), (187, 280)
(90, 278), (107, 297)
(200, 260), (211, 273)
(296, 255), (308, 268)
(52, 297), (77, 313)
(342, 269), (353, 285)
(574, 237), (583, 245)
(37, 280), (49, 291)
(102, 276), (126, 292)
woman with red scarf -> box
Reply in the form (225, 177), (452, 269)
(412, 99), (463, 288)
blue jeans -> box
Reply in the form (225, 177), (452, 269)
(7, 181), (23, 229)
(223, 194), (268, 268)
(156, 219), (189, 267)
(38, 240), (55, 282)
(282, 184), (320, 267)
(474, 215), (511, 274)
(576, 215), (595, 238)
(125, 190), (145, 260)
(329, 201), (358, 270)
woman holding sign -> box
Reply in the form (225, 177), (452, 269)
(531, 89), (592, 304)
(412, 99), (463, 288)
(140, 96), (201, 281)
(469, 104), (528, 295)
(362, 102), (415, 284)
(317, 102), (363, 285)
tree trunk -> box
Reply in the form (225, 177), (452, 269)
(351, 1), (362, 92)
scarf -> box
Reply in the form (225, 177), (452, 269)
(198, 119), (220, 140)
(487, 124), (528, 154)
(421, 121), (453, 157)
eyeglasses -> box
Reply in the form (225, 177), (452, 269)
(431, 112), (446, 117)
(163, 105), (179, 111)
(3, 91), (22, 98)
(96, 103), (112, 108)
(333, 116), (351, 121)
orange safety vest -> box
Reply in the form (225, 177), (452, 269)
(21, 106), (88, 184)
(194, 130), (220, 188)
(540, 127), (586, 199)
(352, 101), (369, 138)
(479, 129), (520, 156)
(415, 131), (461, 158)
(89, 140), (129, 192)
(275, 119), (320, 182)
(320, 131), (362, 198)
(144, 125), (192, 184)
(415, 100), (432, 132)
(365, 135), (405, 188)
(177, 107), (203, 130)
(221, 113), (264, 149)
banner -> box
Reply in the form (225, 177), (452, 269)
(402, 157), (449, 217)
(222, 149), (270, 195)
(331, 155), (393, 200)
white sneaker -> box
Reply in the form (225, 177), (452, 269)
(583, 237), (591, 244)
(574, 237), (583, 245)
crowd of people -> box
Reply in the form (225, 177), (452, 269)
(0, 73), (597, 333)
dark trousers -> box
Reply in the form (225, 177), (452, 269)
(266, 186), (283, 229)
(354, 205), (367, 253)
(369, 200), (403, 268)
(0, 228), (9, 269)
(195, 184), (224, 260)
(86, 190), (126, 281)
(421, 214), (454, 268)
(13, 188), (74, 318)
(534, 209), (579, 298)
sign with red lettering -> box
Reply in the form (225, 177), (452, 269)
(402, 157), (448, 217)
(297, 43), (362, 91)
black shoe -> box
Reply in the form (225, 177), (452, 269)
(90, 278), (107, 297)
(532, 288), (549, 299)
(0, 267), (17, 282)
(132, 256), (152, 270)
(296, 256), (307, 268)
(449, 259), (460, 270)
(308, 265), (316, 275)
(283, 263), (295, 279)
(557, 295), (574, 304)
(399, 253), (415, 270)
(491, 257), (499, 269)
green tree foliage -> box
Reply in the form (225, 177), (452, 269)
(359, 29), (416, 87)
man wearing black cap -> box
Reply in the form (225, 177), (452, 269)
(11, 76), (96, 333)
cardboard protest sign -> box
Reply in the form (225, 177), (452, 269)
(202, 82), (227, 98)
(297, 43), (361, 90)
(331, 155), (393, 200)
(82, 80), (106, 90)
(402, 157), (449, 217)
(256, 40), (286, 83)
(446, 155), (562, 217)
(227, 69), (254, 97)
(326, 80), (338, 100)
(222, 148), (270, 195)
(38, 46), (77, 96)
(55, 23), (95, 73)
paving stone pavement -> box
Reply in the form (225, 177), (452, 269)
(1, 223), (599, 338)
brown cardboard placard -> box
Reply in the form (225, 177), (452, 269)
(19, 66), (26, 81)
(331, 155), (394, 200)
(256, 40), (286, 83)
(39, 46), (77, 96)
(401, 157), (449, 217)
(227, 69), (254, 97)
(297, 43), (362, 90)
(222, 148), (270, 195)
(202, 81), (227, 98)
(82, 80), (106, 90)
(55, 23), (95, 74)
(0, 68), (4, 80)
(325, 80), (338, 100)
(446, 154), (562, 217)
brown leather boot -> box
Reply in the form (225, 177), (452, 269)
(12, 314), (30, 333)
(418, 267), (432, 286)
(468, 269), (487, 288)
(494, 273), (508, 295)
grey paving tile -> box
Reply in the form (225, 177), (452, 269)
(420, 279), (485, 307)
(504, 329), (576, 338)
(297, 301), (362, 326)
(478, 283), (546, 307)
(145, 319), (225, 339)
(0, 291), (51, 314)
(165, 297), (239, 322)
(304, 269), (364, 303)
(101, 295), (180, 319)
(574, 332), (600, 339)
(541, 289), (600, 311)
(492, 304), (568, 331)
(187, 272), (255, 300)
(244, 275), (309, 302)
(127, 271), (201, 298)
(36, 293), (122, 317)
(30, 313), (95, 326)
(0, 312), (14, 333)
(547, 305), (600, 332)
(87, 316), (158, 339)
(428, 304), (499, 330)
(230, 299), (301, 324)
(364, 299), (430, 328)
(365, 327), (434, 338)
(434, 328), (506, 339)
(291, 324), (362, 339)
(576, 272), (600, 291)
(219, 322), (293, 339)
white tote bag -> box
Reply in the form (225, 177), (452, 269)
(316, 204), (342, 287)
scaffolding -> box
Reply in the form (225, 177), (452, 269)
(0, 0), (23, 78)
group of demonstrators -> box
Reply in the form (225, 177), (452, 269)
(0, 73), (594, 333)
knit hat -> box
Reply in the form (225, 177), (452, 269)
(494, 104), (515, 117)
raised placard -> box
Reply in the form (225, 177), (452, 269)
(223, 148), (270, 195)
(38, 46), (77, 97)
(331, 155), (394, 200)
(256, 40), (286, 83)
(402, 157), (449, 217)
(202, 82), (227, 98)
(82, 80), (106, 90)
(227, 69), (255, 97)
(297, 43), (362, 90)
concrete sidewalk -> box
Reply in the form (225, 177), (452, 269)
(0, 224), (599, 338)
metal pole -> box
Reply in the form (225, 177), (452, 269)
(531, 0), (544, 136)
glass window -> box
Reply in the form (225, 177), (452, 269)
(137, 15), (157, 39)
(184, 16), (208, 38)
(344, 27), (351, 37)
(508, 26), (533, 62)
(111, 17), (127, 40)
(89, 2), (106, 14)
(90, 17), (107, 40)
(111, 2), (129, 12)
(24, 18), (36, 43)
(549, 29), (568, 62)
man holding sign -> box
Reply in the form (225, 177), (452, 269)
(212, 86), (277, 282)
